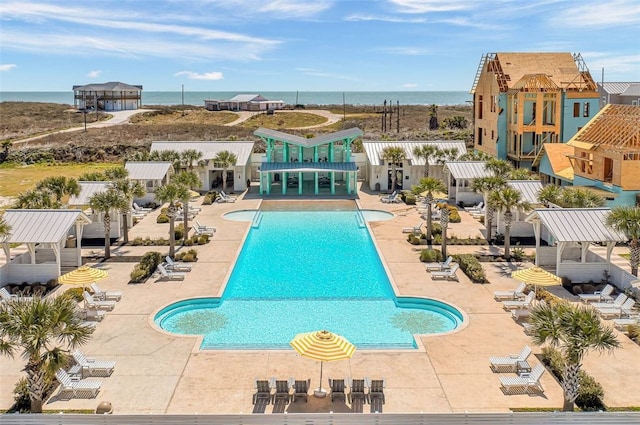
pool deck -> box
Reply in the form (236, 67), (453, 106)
(1, 185), (639, 414)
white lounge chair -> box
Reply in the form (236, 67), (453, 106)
(578, 284), (615, 303)
(55, 368), (101, 398)
(216, 191), (237, 203)
(72, 349), (116, 377)
(402, 222), (423, 234)
(381, 192), (401, 203)
(157, 264), (186, 281)
(83, 291), (116, 311)
(430, 263), (459, 281)
(90, 282), (122, 301)
(177, 207), (197, 219)
(81, 307), (106, 321)
(612, 316), (640, 330)
(597, 298), (636, 319)
(194, 219), (216, 233)
(591, 293), (627, 309)
(425, 256), (453, 272)
(502, 292), (535, 311)
(499, 364), (545, 395)
(133, 202), (152, 213)
(0, 287), (33, 302)
(494, 282), (527, 301)
(193, 226), (215, 237)
(464, 201), (484, 212)
(489, 345), (532, 372)
(165, 256), (192, 272)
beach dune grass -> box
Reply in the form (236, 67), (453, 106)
(241, 111), (327, 129)
(129, 108), (237, 125)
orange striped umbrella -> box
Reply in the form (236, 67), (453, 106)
(290, 330), (356, 395)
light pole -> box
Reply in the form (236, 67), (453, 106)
(440, 204), (450, 258)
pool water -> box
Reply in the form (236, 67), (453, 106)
(156, 210), (463, 349)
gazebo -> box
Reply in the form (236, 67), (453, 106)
(525, 208), (626, 282)
(443, 161), (491, 206)
(1, 209), (91, 284)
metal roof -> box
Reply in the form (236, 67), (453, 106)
(72, 81), (143, 91)
(363, 141), (467, 166)
(125, 162), (173, 180)
(229, 94), (265, 102)
(444, 161), (491, 180)
(599, 82), (640, 95)
(621, 83), (640, 97)
(68, 181), (113, 206)
(506, 180), (543, 204)
(260, 161), (357, 173)
(254, 128), (364, 148)
(525, 208), (626, 243)
(150, 141), (254, 164)
(2, 209), (91, 243)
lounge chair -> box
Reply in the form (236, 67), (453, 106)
(425, 256), (453, 272)
(81, 307), (106, 321)
(402, 222), (423, 235)
(591, 293), (627, 309)
(368, 378), (385, 403)
(193, 226), (215, 237)
(165, 256), (192, 272)
(83, 291), (116, 311)
(489, 345), (532, 373)
(578, 284), (615, 303)
(253, 379), (272, 405)
(329, 378), (346, 401)
(494, 282), (527, 301)
(464, 201), (484, 212)
(349, 378), (366, 403)
(156, 264), (186, 281)
(292, 379), (310, 402)
(133, 202), (152, 213)
(499, 363), (545, 395)
(72, 350), (116, 377)
(430, 263), (459, 281)
(612, 316), (640, 330)
(55, 368), (101, 398)
(90, 282), (123, 301)
(177, 208), (197, 219)
(597, 298), (636, 319)
(502, 292), (535, 311)
(216, 191), (237, 203)
(380, 191), (397, 203)
(273, 378), (292, 403)
(511, 308), (530, 321)
(0, 287), (33, 302)
(381, 192), (401, 204)
(194, 219), (216, 233)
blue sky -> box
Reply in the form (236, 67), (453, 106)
(1, 0), (639, 91)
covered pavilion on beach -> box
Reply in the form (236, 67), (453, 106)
(254, 127), (363, 196)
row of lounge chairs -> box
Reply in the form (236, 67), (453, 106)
(55, 350), (117, 399)
(381, 191), (401, 203)
(425, 256), (460, 281)
(0, 286), (33, 302)
(82, 286), (123, 321)
(253, 377), (385, 405)
(216, 191), (237, 203)
(193, 219), (216, 236)
(489, 345), (546, 395)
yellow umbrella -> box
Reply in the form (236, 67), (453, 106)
(58, 265), (108, 286)
(290, 330), (356, 397)
(511, 266), (561, 293)
(420, 190), (448, 201)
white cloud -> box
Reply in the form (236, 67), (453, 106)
(345, 14), (427, 23)
(295, 67), (359, 81)
(175, 71), (224, 80)
(380, 47), (431, 56)
(0, 64), (17, 71)
(549, 0), (640, 27)
(203, 0), (332, 18)
(581, 52), (640, 76)
(87, 70), (101, 78)
(388, 0), (476, 14)
(402, 83), (418, 88)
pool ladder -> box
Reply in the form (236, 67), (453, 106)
(251, 211), (263, 228)
(355, 210), (366, 228)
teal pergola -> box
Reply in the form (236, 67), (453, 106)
(254, 127), (363, 196)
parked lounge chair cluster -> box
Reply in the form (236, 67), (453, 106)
(380, 191), (401, 203)
(489, 345), (545, 395)
(54, 350), (116, 399)
(132, 202), (153, 219)
(426, 256), (459, 281)
(216, 191), (237, 203)
(82, 287), (123, 321)
(193, 219), (216, 236)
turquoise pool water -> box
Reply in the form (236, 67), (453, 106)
(156, 210), (463, 349)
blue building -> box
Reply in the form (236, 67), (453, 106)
(471, 52), (600, 168)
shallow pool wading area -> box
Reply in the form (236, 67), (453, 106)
(155, 207), (464, 349)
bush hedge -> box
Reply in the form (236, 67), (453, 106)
(420, 248), (443, 263)
(436, 203), (461, 223)
(129, 251), (163, 283)
(452, 254), (488, 283)
(175, 248), (198, 262)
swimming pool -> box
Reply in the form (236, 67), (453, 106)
(155, 210), (463, 349)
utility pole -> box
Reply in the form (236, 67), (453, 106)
(397, 101), (400, 133)
(182, 84), (185, 116)
(382, 100), (387, 132)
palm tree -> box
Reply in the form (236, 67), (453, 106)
(606, 206), (640, 276)
(213, 150), (238, 191)
(382, 146), (405, 192)
(111, 179), (145, 244)
(435, 147), (460, 165)
(528, 302), (619, 411)
(508, 168), (536, 180)
(459, 150), (491, 161)
(0, 216), (11, 241)
(428, 104), (439, 130)
(77, 171), (108, 181)
(560, 187), (605, 208)
(485, 158), (513, 178)
(181, 149), (203, 171)
(413, 145), (440, 177)
(538, 185), (562, 207)
(104, 166), (128, 181)
(171, 171), (202, 243)
(488, 187), (530, 258)
(35, 176), (80, 204)
(88, 189), (128, 259)
(414, 177), (446, 243)
(0, 296), (93, 412)
(471, 175), (506, 241)
(155, 182), (190, 257)
(15, 189), (58, 209)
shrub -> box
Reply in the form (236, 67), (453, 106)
(61, 287), (85, 302)
(511, 246), (526, 262)
(174, 224), (184, 241)
(12, 378), (30, 413)
(404, 194), (416, 205)
(130, 251), (163, 283)
(407, 234), (421, 245)
(453, 254), (487, 283)
(203, 191), (219, 205)
(627, 324), (640, 344)
(176, 248), (198, 262)
(436, 203), (461, 223)
(129, 267), (148, 284)
(420, 248), (443, 263)
(157, 213), (169, 223)
(197, 235), (210, 245)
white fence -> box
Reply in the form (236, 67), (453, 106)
(1, 412), (639, 425)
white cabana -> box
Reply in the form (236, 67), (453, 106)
(443, 161), (490, 205)
(525, 208), (627, 283)
(1, 209), (91, 284)
(68, 181), (124, 239)
(125, 161), (174, 204)
(150, 141), (254, 192)
(495, 180), (543, 238)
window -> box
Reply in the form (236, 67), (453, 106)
(491, 130), (495, 140)
(477, 128), (483, 146)
(490, 95), (496, 113)
(573, 102), (580, 117)
(478, 95), (483, 119)
(583, 102), (590, 117)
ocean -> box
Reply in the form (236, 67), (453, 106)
(0, 91), (471, 107)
